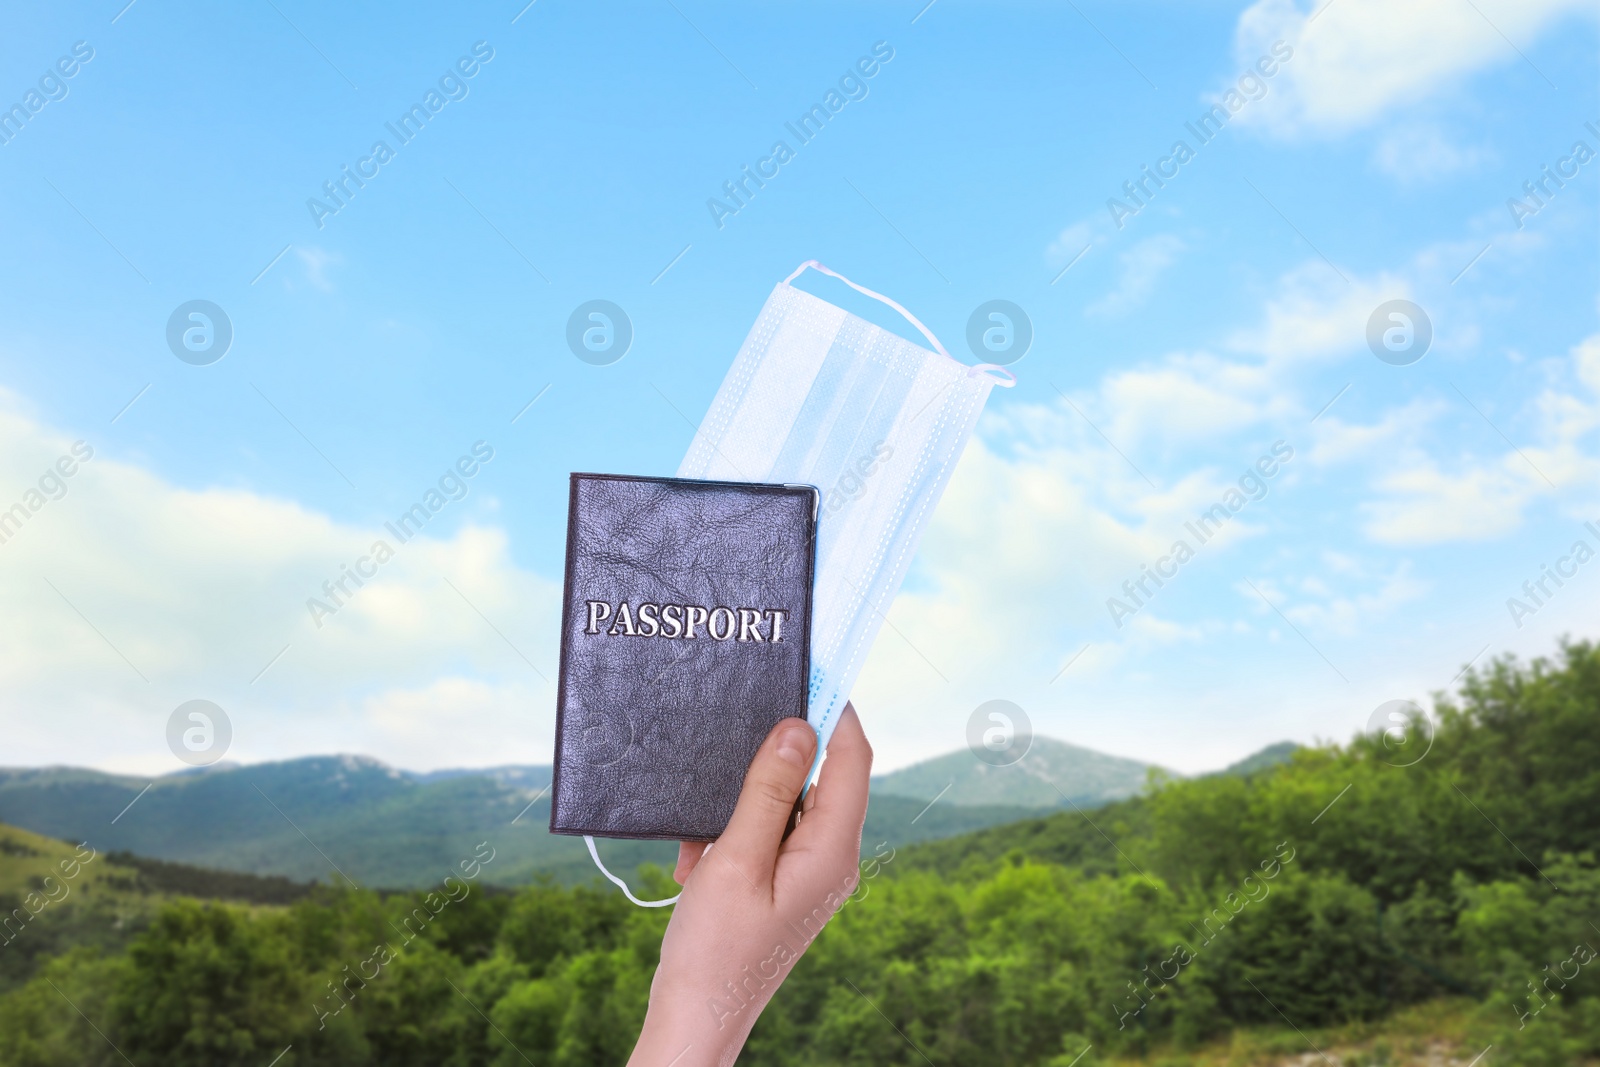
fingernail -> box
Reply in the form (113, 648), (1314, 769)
(775, 721), (816, 768)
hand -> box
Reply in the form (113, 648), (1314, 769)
(627, 704), (872, 1067)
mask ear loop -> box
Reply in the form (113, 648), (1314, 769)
(784, 261), (1017, 387)
(584, 836), (681, 907)
(969, 364), (1018, 387)
(783, 260), (955, 363)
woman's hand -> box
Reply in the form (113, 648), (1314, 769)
(628, 704), (872, 1067)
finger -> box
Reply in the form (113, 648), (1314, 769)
(674, 841), (708, 885)
(786, 704), (871, 857)
(797, 749), (826, 824)
(714, 716), (817, 889)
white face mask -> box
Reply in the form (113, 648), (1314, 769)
(678, 260), (1014, 753)
(587, 261), (1013, 907)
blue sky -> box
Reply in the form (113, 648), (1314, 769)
(1, 0), (1596, 776)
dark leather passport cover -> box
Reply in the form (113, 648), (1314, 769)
(550, 473), (817, 841)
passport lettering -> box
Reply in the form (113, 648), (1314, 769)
(585, 600), (788, 642)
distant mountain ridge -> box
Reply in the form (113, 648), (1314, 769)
(411, 765), (553, 788)
(0, 754), (1036, 889)
(1217, 741), (1299, 777)
(0, 755), (627, 890)
(870, 736), (1166, 809)
(0, 740), (1295, 889)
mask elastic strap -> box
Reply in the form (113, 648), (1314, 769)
(969, 364), (1018, 387)
(584, 835), (681, 908)
(784, 262), (1017, 388)
(784, 260), (958, 363)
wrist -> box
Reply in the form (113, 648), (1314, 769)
(629, 996), (746, 1067)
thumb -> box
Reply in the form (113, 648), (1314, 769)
(713, 717), (817, 889)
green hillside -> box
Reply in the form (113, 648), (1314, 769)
(0, 757), (667, 889)
(870, 735), (1163, 808)
(1216, 740), (1300, 777)
(2, 642), (1594, 1066)
(0, 823), (325, 994)
(0, 755), (1044, 890)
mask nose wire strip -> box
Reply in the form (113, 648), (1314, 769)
(783, 259), (957, 363)
(584, 835), (682, 907)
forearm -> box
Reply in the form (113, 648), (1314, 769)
(628, 984), (752, 1067)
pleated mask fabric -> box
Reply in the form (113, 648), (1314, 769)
(677, 260), (1015, 754)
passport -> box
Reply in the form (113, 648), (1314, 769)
(549, 473), (818, 841)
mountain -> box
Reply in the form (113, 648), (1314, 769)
(411, 765), (553, 789)
(0, 756), (651, 891)
(0, 754), (1043, 891)
(869, 736), (1164, 809)
(1218, 741), (1300, 777)
(0, 736), (1169, 890)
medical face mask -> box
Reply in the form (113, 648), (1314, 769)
(587, 260), (1013, 908)
(678, 260), (1014, 753)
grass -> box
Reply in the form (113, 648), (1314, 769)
(0, 822), (323, 993)
(0, 823), (120, 898)
(1, 823), (149, 992)
(1104, 999), (1498, 1066)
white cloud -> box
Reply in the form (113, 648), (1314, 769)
(0, 394), (559, 774)
(1372, 123), (1491, 183)
(849, 366), (1305, 771)
(1226, 261), (1401, 365)
(358, 676), (548, 768)
(1062, 258), (1399, 451)
(850, 261), (1600, 770)
(1047, 218), (1099, 268)
(294, 246), (340, 292)
(1537, 334), (1600, 443)
(1099, 351), (1280, 448)
(852, 258), (1439, 710)
(1358, 333), (1600, 543)
(1278, 563), (1428, 637)
(6, 272), (1596, 780)
(1361, 453), (1547, 544)
(1232, 0), (1589, 136)
(1088, 234), (1185, 317)
(847, 413), (1188, 767)
(1307, 399), (1448, 466)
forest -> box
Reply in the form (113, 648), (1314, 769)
(1, 641), (1597, 1066)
